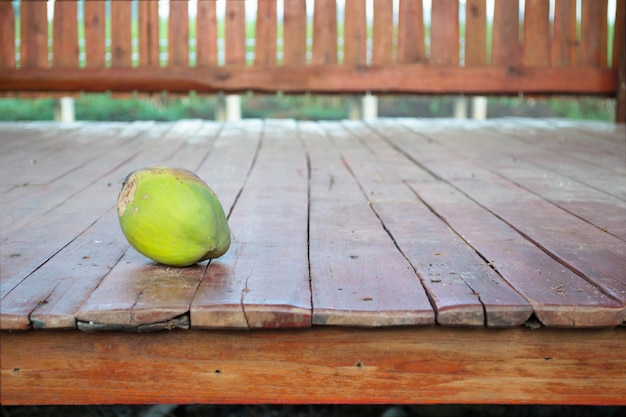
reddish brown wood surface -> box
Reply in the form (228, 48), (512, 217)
(20, 1), (48, 69)
(372, 0), (394, 65)
(0, 2), (15, 69)
(492, 0), (520, 66)
(52, 1), (78, 68)
(397, 0), (425, 64)
(282, 0), (307, 66)
(225, 1), (246, 65)
(523, 0), (550, 67)
(431, 0), (459, 65)
(0, 65), (618, 95)
(138, 1), (159, 67)
(110, 1), (132, 67)
(581, 0), (608, 67)
(2, 327), (625, 405)
(169, 0), (189, 67)
(254, 0), (277, 66)
(312, 0), (338, 65)
(552, 0), (577, 67)
(343, 0), (367, 65)
(1, 120), (624, 332)
(196, 0), (217, 67)
(464, 0), (487, 66)
(84, 1), (106, 68)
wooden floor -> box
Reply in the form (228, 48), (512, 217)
(1, 118), (625, 331)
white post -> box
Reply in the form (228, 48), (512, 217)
(54, 97), (75, 123)
(362, 93), (378, 120)
(472, 96), (488, 120)
(454, 96), (468, 119)
(215, 93), (241, 121)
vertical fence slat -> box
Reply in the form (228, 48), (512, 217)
(84, 1), (106, 68)
(110, 1), (132, 67)
(523, 0), (550, 67)
(581, 0), (608, 67)
(53, 1), (78, 68)
(614, 0), (625, 68)
(312, 0), (337, 65)
(397, 0), (425, 64)
(196, 1), (217, 66)
(343, 0), (366, 65)
(431, 0), (459, 65)
(551, 0), (577, 67)
(465, 0), (487, 66)
(372, 0), (394, 65)
(139, 1), (160, 67)
(225, 1), (246, 65)
(283, 0), (307, 66)
(20, 1), (48, 68)
(0, 2), (15, 68)
(169, 0), (189, 67)
(492, 0), (520, 66)
(255, 0), (277, 65)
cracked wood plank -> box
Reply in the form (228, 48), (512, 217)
(303, 122), (434, 326)
(191, 120), (311, 329)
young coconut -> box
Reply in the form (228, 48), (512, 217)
(117, 166), (231, 267)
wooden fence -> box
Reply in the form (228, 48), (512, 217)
(0, 0), (624, 119)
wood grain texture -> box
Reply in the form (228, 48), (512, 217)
(0, 2), (15, 69)
(282, 0), (307, 66)
(0, 65), (617, 95)
(430, 0), (459, 65)
(303, 122), (434, 326)
(52, 1), (78, 68)
(397, 0), (425, 64)
(581, 0), (608, 67)
(168, 0), (189, 67)
(551, 0), (578, 67)
(138, 1), (160, 67)
(372, 0), (394, 65)
(20, 1), (48, 69)
(2, 327), (625, 405)
(254, 0), (277, 65)
(196, 0), (217, 66)
(312, 0), (338, 65)
(225, 1), (246, 65)
(523, 0), (550, 67)
(492, 0), (520, 66)
(343, 0), (367, 65)
(110, 1), (132, 67)
(464, 0), (486, 66)
(84, 1), (106, 68)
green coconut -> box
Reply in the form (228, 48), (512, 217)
(117, 166), (231, 267)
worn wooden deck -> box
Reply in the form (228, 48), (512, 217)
(1, 118), (624, 330)
(1, 118), (626, 406)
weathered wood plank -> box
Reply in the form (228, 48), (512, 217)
(84, 1), (106, 68)
(492, 0), (520, 66)
(168, 0), (189, 67)
(581, 0), (608, 67)
(372, 0), (394, 65)
(110, 1), (132, 67)
(225, 1), (246, 65)
(20, 1), (48, 69)
(393, 120), (626, 323)
(343, 0), (367, 65)
(523, 0), (550, 67)
(138, 1), (160, 67)
(2, 328), (625, 405)
(191, 121), (311, 329)
(341, 121), (532, 327)
(254, 0), (277, 65)
(552, 0), (577, 67)
(196, 0), (217, 66)
(52, 1), (78, 68)
(464, 0), (487, 66)
(0, 66), (617, 95)
(303, 122), (434, 327)
(0, 2), (15, 69)
(397, 0), (425, 64)
(282, 0), (307, 66)
(431, 0), (459, 65)
(312, 0), (338, 65)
